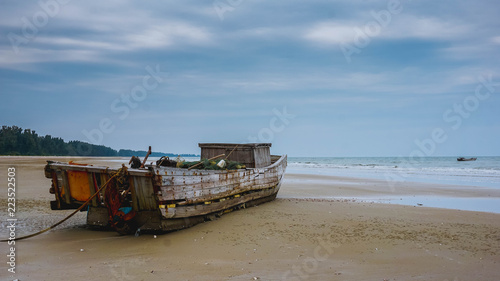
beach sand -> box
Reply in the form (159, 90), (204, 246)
(1, 157), (499, 280)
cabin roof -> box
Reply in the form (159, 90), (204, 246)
(198, 143), (272, 148)
(198, 143), (272, 168)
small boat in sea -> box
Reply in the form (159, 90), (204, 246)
(44, 143), (287, 234)
(457, 157), (477, 161)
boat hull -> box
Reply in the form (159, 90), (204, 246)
(45, 155), (287, 233)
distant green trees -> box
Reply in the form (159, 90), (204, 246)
(0, 125), (198, 157)
(0, 126), (118, 156)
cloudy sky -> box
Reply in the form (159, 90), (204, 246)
(1, 0), (499, 157)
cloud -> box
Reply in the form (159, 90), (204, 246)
(34, 21), (212, 52)
(303, 22), (359, 45)
(0, 47), (105, 70)
(1, 0), (499, 156)
(304, 15), (473, 46)
(35, 37), (125, 50)
(0, 1), (214, 69)
(491, 36), (500, 44)
(124, 23), (213, 50)
(385, 15), (473, 40)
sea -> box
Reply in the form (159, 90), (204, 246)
(287, 156), (500, 188)
(286, 156), (500, 213)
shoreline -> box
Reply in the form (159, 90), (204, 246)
(282, 172), (500, 214)
(1, 156), (499, 280)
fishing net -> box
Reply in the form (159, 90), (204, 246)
(178, 159), (246, 170)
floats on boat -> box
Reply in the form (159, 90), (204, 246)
(44, 143), (287, 234)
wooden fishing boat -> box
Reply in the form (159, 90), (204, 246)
(457, 157), (477, 161)
(44, 143), (287, 234)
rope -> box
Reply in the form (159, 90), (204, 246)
(1, 170), (120, 242)
(225, 145), (239, 160)
(105, 166), (135, 229)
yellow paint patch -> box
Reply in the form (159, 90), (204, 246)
(67, 171), (91, 201)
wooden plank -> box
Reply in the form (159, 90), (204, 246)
(130, 176), (139, 211)
(50, 172), (62, 209)
(133, 176), (146, 209)
(160, 180), (244, 200)
(167, 177), (276, 202)
(159, 180), (273, 203)
(133, 176), (157, 210)
(100, 173), (109, 205)
(60, 170), (71, 204)
(142, 177), (158, 210)
(167, 187), (278, 218)
(87, 172), (97, 207)
(47, 162), (152, 177)
(253, 146), (271, 168)
(160, 183), (242, 202)
(156, 155), (287, 203)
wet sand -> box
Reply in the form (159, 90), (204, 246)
(1, 157), (499, 280)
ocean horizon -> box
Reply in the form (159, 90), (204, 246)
(287, 156), (500, 189)
(285, 156), (500, 213)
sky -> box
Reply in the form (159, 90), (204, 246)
(1, 0), (499, 157)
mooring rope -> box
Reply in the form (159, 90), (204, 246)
(1, 169), (121, 242)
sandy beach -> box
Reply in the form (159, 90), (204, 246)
(1, 157), (499, 280)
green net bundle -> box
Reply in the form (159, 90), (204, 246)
(179, 159), (246, 170)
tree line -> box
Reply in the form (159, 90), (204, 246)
(0, 126), (198, 157)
